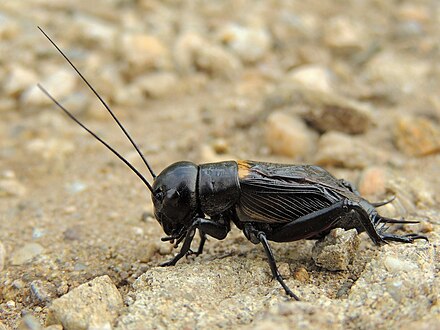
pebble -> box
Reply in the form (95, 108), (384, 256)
(46, 275), (123, 330)
(32, 228), (46, 239)
(26, 138), (75, 160)
(6, 300), (16, 309)
(264, 86), (373, 134)
(63, 226), (83, 241)
(300, 89), (373, 134)
(119, 258), (272, 328)
(398, 4), (430, 23)
(66, 181), (88, 194)
(0, 241), (5, 271)
(21, 68), (77, 107)
(265, 112), (318, 159)
(0, 13), (20, 40)
(287, 65), (332, 93)
(312, 228), (360, 271)
(247, 302), (340, 330)
(4, 65), (38, 97)
(57, 281), (70, 296)
(12, 279), (25, 290)
(314, 131), (385, 169)
(218, 24), (272, 63)
(30, 280), (56, 306)
(416, 221), (433, 233)
(383, 255), (418, 273)
(212, 138), (229, 154)
(73, 14), (117, 50)
(134, 242), (158, 263)
(121, 32), (171, 72)
(135, 72), (178, 98)
(277, 262), (291, 278)
(158, 243), (174, 256)
(174, 32), (242, 78)
(11, 243), (45, 266)
(347, 244), (436, 329)
(44, 325), (63, 330)
(113, 84), (144, 107)
(0, 177), (27, 197)
(73, 263), (88, 271)
(364, 51), (429, 94)
(323, 16), (370, 54)
(0, 96), (15, 112)
(199, 144), (235, 164)
(17, 314), (42, 330)
(293, 267), (310, 283)
(336, 279), (355, 298)
(394, 116), (440, 156)
(358, 166), (388, 198)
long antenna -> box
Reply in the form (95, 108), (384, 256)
(37, 26), (156, 179)
(38, 84), (154, 193)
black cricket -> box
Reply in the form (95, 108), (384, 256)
(38, 27), (427, 300)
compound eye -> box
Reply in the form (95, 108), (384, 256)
(154, 188), (165, 202)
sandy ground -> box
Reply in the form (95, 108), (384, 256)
(1, 1), (439, 329)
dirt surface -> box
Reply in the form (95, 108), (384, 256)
(1, 1), (440, 329)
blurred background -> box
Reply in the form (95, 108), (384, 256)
(0, 0), (439, 328)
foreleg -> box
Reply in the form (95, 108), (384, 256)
(161, 218), (229, 266)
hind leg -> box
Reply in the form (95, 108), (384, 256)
(379, 232), (428, 243)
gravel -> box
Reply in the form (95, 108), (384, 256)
(10, 243), (45, 266)
(0, 1), (439, 329)
(265, 111), (318, 159)
(314, 131), (387, 169)
(46, 275), (123, 330)
(312, 228), (360, 271)
(394, 115), (440, 156)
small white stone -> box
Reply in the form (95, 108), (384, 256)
(287, 65), (333, 93)
(324, 16), (369, 53)
(3, 65), (38, 97)
(21, 69), (77, 107)
(11, 243), (45, 265)
(26, 138), (75, 160)
(6, 300), (15, 309)
(74, 14), (117, 49)
(174, 33), (242, 78)
(0, 178), (27, 197)
(218, 24), (272, 63)
(383, 255), (418, 273)
(136, 72), (178, 98)
(66, 181), (88, 194)
(365, 51), (429, 94)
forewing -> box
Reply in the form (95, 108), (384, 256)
(237, 161), (351, 224)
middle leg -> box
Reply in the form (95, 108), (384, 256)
(244, 223), (300, 300)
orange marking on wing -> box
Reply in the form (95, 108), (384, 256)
(237, 160), (251, 179)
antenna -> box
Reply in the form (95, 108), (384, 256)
(38, 84), (154, 193)
(37, 27), (155, 193)
(37, 26), (156, 179)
